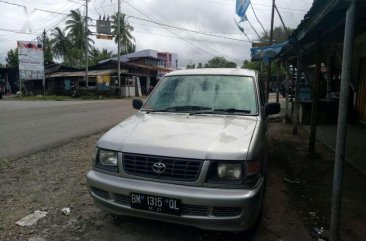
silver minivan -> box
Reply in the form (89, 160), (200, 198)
(87, 68), (280, 231)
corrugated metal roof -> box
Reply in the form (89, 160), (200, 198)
(49, 69), (123, 78)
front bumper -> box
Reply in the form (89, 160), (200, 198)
(86, 170), (264, 231)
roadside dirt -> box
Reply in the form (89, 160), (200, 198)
(3, 120), (363, 241)
(268, 121), (366, 241)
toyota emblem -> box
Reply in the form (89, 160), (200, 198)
(152, 162), (166, 174)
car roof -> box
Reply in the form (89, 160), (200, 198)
(165, 68), (257, 77)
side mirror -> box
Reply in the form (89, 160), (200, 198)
(132, 99), (143, 110)
(265, 102), (281, 116)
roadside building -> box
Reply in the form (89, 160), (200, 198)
(45, 49), (175, 96)
(275, 0), (366, 124)
(0, 68), (17, 94)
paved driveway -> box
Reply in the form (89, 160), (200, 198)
(0, 100), (137, 160)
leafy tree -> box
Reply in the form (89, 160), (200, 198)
(40, 34), (54, 65)
(50, 27), (71, 59)
(197, 63), (203, 68)
(0, 63), (4, 68)
(111, 13), (135, 55)
(260, 26), (293, 44)
(65, 9), (94, 51)
(186, 63), (195, 69)
(6, 48), (18, 68)
(64, 48), (85, 67)
(242, 59), (286, 76)
(206, 57), (237, 68)
(242, 60), (261, 72)
(90, 47), (113, 65)
(120, 44), (136, 55)
(207, 57), (226, 68)
(224, 61), (237, 68)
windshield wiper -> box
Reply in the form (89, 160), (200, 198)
(143, 109), (172, 114)
(164, 105), (212, 111)
(189, 108), (252, 115)
(144, 106), (212, 114)
(214, 108), (252, 113)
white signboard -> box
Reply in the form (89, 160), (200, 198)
(18, 41), (44, 80)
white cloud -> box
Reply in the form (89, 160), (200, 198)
(0, 0), (312, 66)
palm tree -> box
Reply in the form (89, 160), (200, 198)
(89, 47), (113, 65)
(50, 27), (70, 59)
(111, 13), (135, 55)
(65, 9), (94, 51)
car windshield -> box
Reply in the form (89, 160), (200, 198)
(143, 75), (258, 115)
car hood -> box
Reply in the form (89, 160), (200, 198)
(97, 112), (258, 160)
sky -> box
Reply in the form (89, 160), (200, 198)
(0, 0), (313, 67)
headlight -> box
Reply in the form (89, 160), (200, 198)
(96, 149), (118, 172)
(99, 150), (118, 166)
(205, 161), (261, 186)
(205, 162), (244, 184)
(217, 163), (242, 180)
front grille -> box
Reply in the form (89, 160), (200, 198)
(213, 207), (242, 217)
(123, 153), (203, 181)
(92, 187), (109, 199)
(114, 193), (130, 205)
(181, 204), (209, 216)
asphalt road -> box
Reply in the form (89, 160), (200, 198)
(0, 100), (137, 160)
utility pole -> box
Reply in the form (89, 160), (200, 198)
(117, 0), (121, 97)
(266, 0), (275, 102)
(85, 0), (89, 88)
(330, 1), (356, 240)
(42, 29), (46, 96)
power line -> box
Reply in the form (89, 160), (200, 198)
(133, 29), (248, 45)
(250, 2), (269, 39)
(0, 28), (37, 35)
(128, 0), (244, 62)
(0, 0), (25, 8)
(246, 19), (261, 40)
(274, 4), (288, 33)
(251, 1), (307, 12)
(133, 0), (244, 61)
(23, 5), (250, 43)
(123, 1), (217, 58)
(182, 0), (308, 12)
(282, 0), (299, 25)
(128, 16), (249, 42)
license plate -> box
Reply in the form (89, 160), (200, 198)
(130, 193), (181, 215)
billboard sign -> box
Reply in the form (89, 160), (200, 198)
(18, 41), (44, 80)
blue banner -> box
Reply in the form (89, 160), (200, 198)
(250, 41), (289, 64)
(236, 0), (251, 18)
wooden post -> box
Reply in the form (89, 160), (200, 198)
(327, 52), (333, 101)
(309, 46), (322, 153)
(285, 60), (290, 118)
(293, 53), (302, 135)
(266, 0), (276, 101)
(276, 61), (281, 103)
